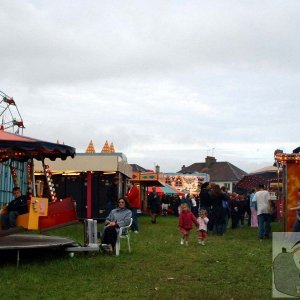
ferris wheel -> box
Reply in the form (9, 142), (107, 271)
(0, 90), (24, 134)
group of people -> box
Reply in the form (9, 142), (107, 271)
(199, 182), (278, 240)
(177, 182), (277, 244)
(1, 180), (294, 253)
(178, 203), (209, 246)
(177, 182), (227, 245)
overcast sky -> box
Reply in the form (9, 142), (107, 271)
(1, 0), (299, 173)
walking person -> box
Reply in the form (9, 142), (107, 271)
(252, 184), (272, 241)
(221, 186), (230, 233)
(148, 186), (161, 223)
(210, 184), (225, 235)
(249, 188), (258, 227)
(178, 203), (199, 246)
(172, 196), (181, 217)
(197, 209), (209, 245)
(199, 182), (212, 211)
(126, 181), (141, 234)
(245, 192), (252, 226)
(199, 182), (212, 231)
(230, 193), (240, 229)
(161, 194), (169, 216)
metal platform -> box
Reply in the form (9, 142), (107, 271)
(0, 234), (76, 250)
(0, 234), (77, 266)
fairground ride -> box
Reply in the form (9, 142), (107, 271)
(0, 90), (77, 233)
(0, 90), (25, 134)
(0, 90), (27, 203)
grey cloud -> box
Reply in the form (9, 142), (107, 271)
(1, 0), (300, 173)
(1, 1), (300, 86)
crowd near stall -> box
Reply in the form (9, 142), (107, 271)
(0, 90), (298, 261)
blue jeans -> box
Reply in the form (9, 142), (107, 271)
(1, 211), (19, 230)
(131, 208), (139, 232)
(222, 212), (229, 233)
(258, 213), (271, 239)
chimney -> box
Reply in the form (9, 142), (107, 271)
(205, 156), (216, 167)
(155, 165), (160, 173)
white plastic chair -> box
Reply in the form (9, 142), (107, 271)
(115, 218), (132, 256)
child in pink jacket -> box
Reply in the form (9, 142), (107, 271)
(178, 203), (199, 246)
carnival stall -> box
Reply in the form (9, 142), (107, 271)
(147, 185), (185, 196)
(235, 174), (267, 191)
(0, 129), (77, 231)
(274, 149), (300, 231)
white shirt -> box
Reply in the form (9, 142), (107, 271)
(197, 216), (209, 231)
(252, 190), (271, 215)
(191, 197), (197, 207)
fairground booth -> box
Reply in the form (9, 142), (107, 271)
(131, 170), (209, 213)
(274, 148), (300, 231)
(163, 172), (210, 194)
(34, 142), (132, 220)
(0, 129), (77, 231)
(131, 170), (165, 212)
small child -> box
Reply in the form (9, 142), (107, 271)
(197, 210), (209, 245)
(178, 203), (199, 246)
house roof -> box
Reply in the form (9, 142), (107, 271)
(130, 164), (148, 172)
(179, 157), (247, 182)
(250, 165), (280, 174)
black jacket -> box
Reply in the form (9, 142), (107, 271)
(199, 189), (212, 208)
(7, 195), (28, 215)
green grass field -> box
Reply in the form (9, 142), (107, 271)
(0, 215), (281, 300)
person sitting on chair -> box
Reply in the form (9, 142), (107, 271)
(1, 187), (28, 230)
(101, 198), (132, 253)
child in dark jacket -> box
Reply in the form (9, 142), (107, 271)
(178, 203), (199, 246)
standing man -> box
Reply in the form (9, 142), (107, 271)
(252, 184), (272, 241)
(199, 182), (212, 230)
(148, 186), (160, 223)
(126, 181), (141, 234)
(1, 187), (28, 230)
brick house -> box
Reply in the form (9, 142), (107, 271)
(178, 156), (247, 192)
